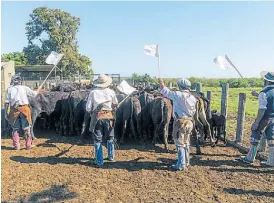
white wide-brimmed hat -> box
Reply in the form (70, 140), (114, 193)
(260, 71), (274, 83)
(93, 74), (113, 88)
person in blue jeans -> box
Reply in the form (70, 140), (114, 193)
(86, 74), (118, 167)
(241, 71), (274, 167)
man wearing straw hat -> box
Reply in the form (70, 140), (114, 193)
(86, 74), (118, 167)
(240, 71), (274, 167)
(5, 74), (40, 150)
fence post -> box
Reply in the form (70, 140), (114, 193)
(236, 93), (246, 143)
(46, 82), (50, 90)
(169, 82), (173, 88)
(221, 83), (229, 117)
(196, 83), (202, 93)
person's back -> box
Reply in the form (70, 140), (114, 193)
(5, 74), (39, 150)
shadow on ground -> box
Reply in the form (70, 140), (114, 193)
(224, 188), (274, 198)
(1, 184), (78, 203)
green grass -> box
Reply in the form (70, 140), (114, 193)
(202, 87), (261, 118)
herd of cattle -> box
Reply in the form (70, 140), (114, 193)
(1, 83), (227, 154)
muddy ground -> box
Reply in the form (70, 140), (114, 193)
(1, 129), (274, 203)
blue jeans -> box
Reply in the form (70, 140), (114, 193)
(11, 113), (30, 132)
(251, 119), (274, 141)
(92, 119), (114, 143)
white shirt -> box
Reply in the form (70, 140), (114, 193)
(86, 88), (118, 112)
(160, 87), (197, 119)
(5, 85), (37, 106)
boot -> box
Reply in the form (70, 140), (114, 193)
(184, 145), (190, 167)
(94, 143), (104, 167)
(25, 129), (33, 150)
(261, 141), (274, 167)
(258, 134), (267, 153)
(172, 146), (185, 171)
(240, 144), (258, 164)
(12, 131), (20, 150)
(107, 140), (115, 161)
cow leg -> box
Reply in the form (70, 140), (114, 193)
(130, 120), (138, 142)
(199, 111), (216, 147)
(193, 129), (202, 155)
(152, 124), (160, 145)
(120, 120), (127, 144)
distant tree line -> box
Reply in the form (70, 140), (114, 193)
(131, 73), (264, 88)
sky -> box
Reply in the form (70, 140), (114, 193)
(1, 1), (274, 78)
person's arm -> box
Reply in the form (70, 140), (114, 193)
(158, 78), (177, 101)
(25, 86), (40, 97)
(251, 92), (267, 131)
(4, 90), (10, 119)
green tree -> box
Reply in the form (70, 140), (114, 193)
(24, 7), (92, 76)
(1, 52), (28, 65)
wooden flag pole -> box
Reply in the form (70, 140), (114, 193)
(38, 65), (58, 89)
(225, 55), (253, 92)
(157, 45), (161, 78)
(225, 55), (244, 79)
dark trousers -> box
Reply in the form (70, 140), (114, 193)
(92, 119), (114, 143)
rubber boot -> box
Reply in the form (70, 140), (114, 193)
(184, 145), (190, 167)
(12, 131), (20, 150)
(107, 140), (115, 161)
(261, 141), (274, 167)
(25, 129), (33, 150)
(172, 146), (185, 171)
(94, 143), (104, 167)
(240, 144), (258, 164)
(258, 134), (267, 153)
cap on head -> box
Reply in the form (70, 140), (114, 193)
(93, 74), (113, 88)
(11, 74), (22, 85)
(176, 78), (191, 89)
(261, 71), (274, 83)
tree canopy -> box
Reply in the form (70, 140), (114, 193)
(1, 52), (28, 65)
(1, 7), (92, 76)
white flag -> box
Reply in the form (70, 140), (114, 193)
(117, 80), (136, 96)
(144, 44), (159, 57)
(45, 51), (64, 66)
(214, 56), (230, 70)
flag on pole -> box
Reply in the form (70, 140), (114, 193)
(117, 80), (137, 96)
(144, 44), (159, 57)
(45, 51), (64, 66)
(213, 56), (230, 70)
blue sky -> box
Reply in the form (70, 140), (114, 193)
(1, 1), (274, 78)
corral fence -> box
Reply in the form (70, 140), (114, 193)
(21, 74), (121, 89)
(199, 83), (267, 160)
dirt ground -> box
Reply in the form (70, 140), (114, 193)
(1, 129), (274, 203)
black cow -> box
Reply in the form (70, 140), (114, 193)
(115, 95), (142, 144)
(211, 110), (227, 145)
(139, 96), (172, 151)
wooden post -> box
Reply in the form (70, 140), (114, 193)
(236, 93), (246, 143)
(196, 83), (202, 93)
(169, 82), (172, 88)
(221, 83), (229, 117)
(46, 82), (50, 90)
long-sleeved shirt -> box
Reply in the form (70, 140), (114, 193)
(160, 87), (197, 119)
(258, 85), (274, 110)
(86, 87), (118, 112)
(5, 85), (37, 106)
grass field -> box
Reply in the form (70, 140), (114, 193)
(203, 87), (261, 118)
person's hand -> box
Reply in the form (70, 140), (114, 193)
(158, 78), (163, 84)
(251, 91), (259, 97)
(251, 122), (259, 131)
